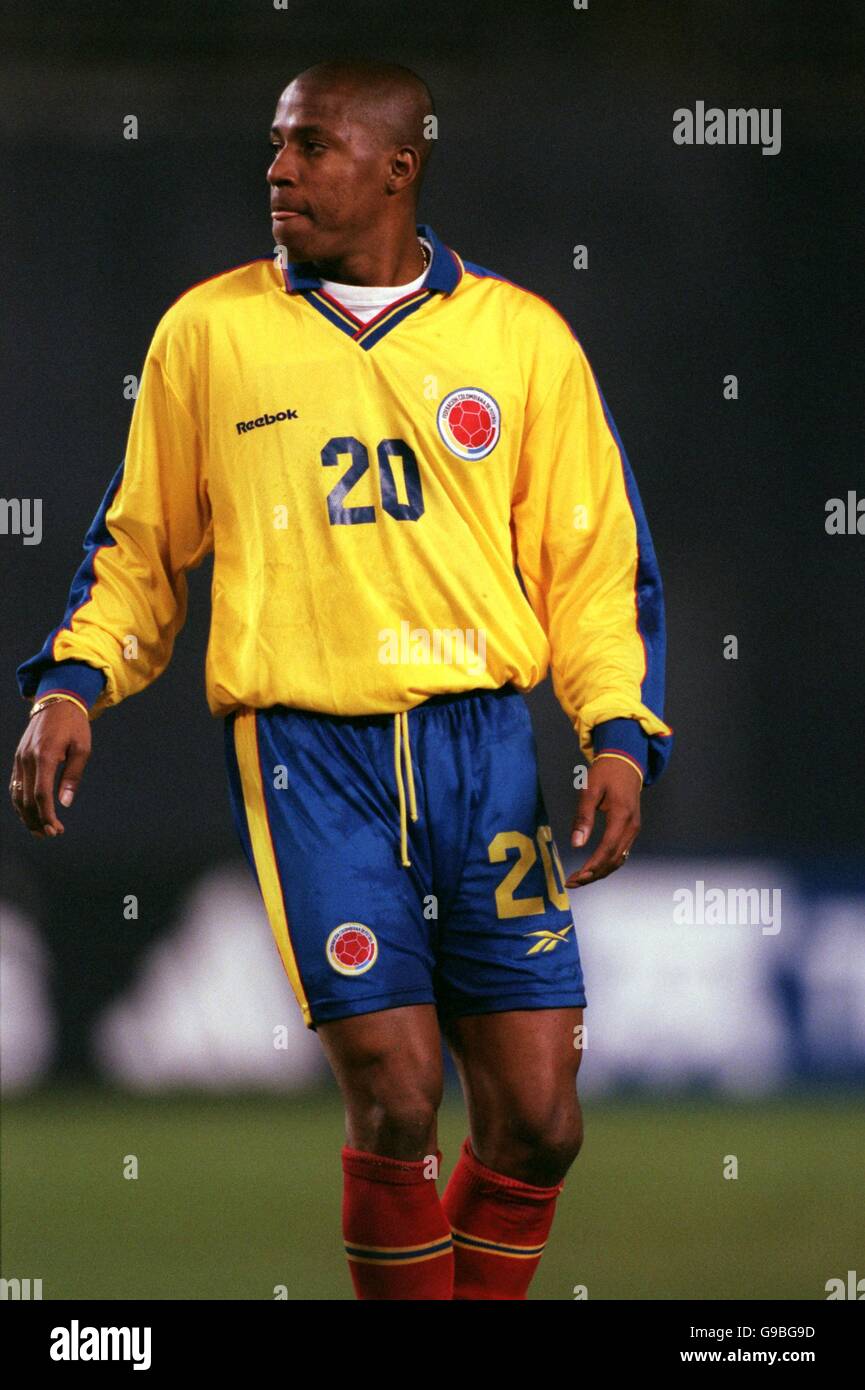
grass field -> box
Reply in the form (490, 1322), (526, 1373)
(2, 1088), (862, 1300)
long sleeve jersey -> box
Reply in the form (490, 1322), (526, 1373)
(18, 223), (673, 783)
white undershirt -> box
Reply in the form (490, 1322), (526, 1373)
(319, 238), (432, 323)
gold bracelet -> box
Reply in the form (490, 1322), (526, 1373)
(593, 751), (644, 786)
(29, 693), (90, 721)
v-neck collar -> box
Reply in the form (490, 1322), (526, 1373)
(280, 223), (463, 350)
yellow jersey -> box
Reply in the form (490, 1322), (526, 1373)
(18, 224), (674, 782)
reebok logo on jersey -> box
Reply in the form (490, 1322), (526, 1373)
(235, 408), (298, 435)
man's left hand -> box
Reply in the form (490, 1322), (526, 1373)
(565, 757), (642, 888)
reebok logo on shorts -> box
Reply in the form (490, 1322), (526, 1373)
(523, 924), (573, 956)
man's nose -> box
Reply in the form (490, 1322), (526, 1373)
(268, 150), (298, 184)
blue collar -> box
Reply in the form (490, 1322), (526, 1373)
(282, 223), (461, 295)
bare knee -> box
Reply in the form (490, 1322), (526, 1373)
(475, 1095), (584, 1186)
(319, 1008), (443, 1161)
(351, 1092), (440, 1159)
(333, 1042), (441, 1159)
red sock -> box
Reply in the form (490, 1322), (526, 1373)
(442, 1137), (564, 1300)
(342, 1146), (454, 1300)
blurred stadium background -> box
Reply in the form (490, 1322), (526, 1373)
(2, 0), (863, 1299)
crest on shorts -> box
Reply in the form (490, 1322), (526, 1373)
(437, 387), (501, 461)
(326, 922), (379, 976)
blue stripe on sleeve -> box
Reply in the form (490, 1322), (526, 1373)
(594, 388), (673, 785)
(16, 461), (125, 700)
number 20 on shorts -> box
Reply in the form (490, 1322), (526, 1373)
(489, 825), (570, 919)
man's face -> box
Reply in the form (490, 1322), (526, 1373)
(268, 79), (393, 264)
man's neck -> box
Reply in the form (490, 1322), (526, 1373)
(311, 226), (427, 287)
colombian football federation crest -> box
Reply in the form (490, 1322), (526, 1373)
(437, 387), (501, 460)
(326, 922), (379, 976)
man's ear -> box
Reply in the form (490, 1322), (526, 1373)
(388, 145), (421, 193)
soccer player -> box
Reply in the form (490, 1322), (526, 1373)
(11, 60), (673, 1300)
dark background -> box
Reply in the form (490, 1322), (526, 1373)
(1, 0), (862, 1073)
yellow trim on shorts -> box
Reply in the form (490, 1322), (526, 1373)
(231, 708), (311, 1025)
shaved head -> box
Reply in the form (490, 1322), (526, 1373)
(268, 59), (437, 282)
(292, 60), (436, 185)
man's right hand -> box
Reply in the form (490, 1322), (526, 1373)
(9, 702), (92, 838)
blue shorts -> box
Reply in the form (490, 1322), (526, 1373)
(223, 684), (586, 1029)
